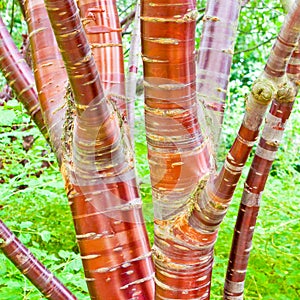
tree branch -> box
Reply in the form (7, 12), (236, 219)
(234, 36), (276, 55)
(0, 220), (76, 299)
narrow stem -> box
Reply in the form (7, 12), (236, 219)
(24, 0), (68, 164)
(0, 17), (47, 138)
(224, 90), (297, 300)
(264, 0), (300, 79)
(126, 0), (141, 142)
(224, 44), (300, 300)
(196, 0), (241, 153)
(0, 220), (76, 299)
(120, 9), (136, 27)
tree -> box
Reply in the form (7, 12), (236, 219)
(0, 0), (299, 299)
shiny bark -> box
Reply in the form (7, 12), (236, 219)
(141, 0), (214, 298)
(78, 0), (127, 121)
(186, 2), (300, 297)
(196, 0), (241, 153)
(0, 17), (47, 137)
(24, 0), (68, 164)
(44, 0), (154, 298)
(223, 44), (300, 300)
(190, 0), (300, 233)
(0, 220), (76, 299)
(1, 0), (299, 299)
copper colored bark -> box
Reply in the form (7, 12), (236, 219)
(141, 0), (214, 298)
(24, 0), (68, 163)
(78, 0), (127, 120)
(0, 220), (76, 299)
(45, 0), (154, 298)
(224, 43), (300, 300)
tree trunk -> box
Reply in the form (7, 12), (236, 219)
(44, 0), (154, 298)
(0, 0), (299, 299)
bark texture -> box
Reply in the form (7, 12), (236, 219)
(141, 0), (214, 298)
(44, 0), (154, 298)
(196, 0), (241, 152)
(78, 0), (127, 120)
(0, 220), (76, 299)
(24, 0), (68, 163)
(224, 43), (300, 300)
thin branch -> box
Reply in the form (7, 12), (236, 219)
(9, 0), (15, 34)
(234, 36), (276, 55)
(120, 8), (136, 27)
(224, 43), (300, 299)
(126, 0), (141, 143)
(0, 220), (76, 299)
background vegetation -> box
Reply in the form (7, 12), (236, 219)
(0, 0), (299, 299)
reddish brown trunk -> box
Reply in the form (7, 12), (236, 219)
(196, 0), (241, 151)
(78, 0), (127, 120)
(141, 0), (214, 298)
(44, 0), (154, 298)
(24, 0), (68, 163)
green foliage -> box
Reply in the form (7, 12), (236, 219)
(0, 0), (25, 47)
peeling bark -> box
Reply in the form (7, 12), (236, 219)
(223, 41), (300, 300)
(24, 0), (68, 164)
(196, 0), (241, 153)
(44, 0), (154, 298)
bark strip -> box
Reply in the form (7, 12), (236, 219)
(78, 0), (127, 121)
(196, 0), (241, 153)
(24, 0), (68, 164)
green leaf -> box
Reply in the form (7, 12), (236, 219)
(0, 108), (16, 126)
(40, 230), (51, 243)
(58, 249), (71, 260)
(19, 233), (32, 244)
(19, 221), (33, 229)
(66, 258), (82, 272)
